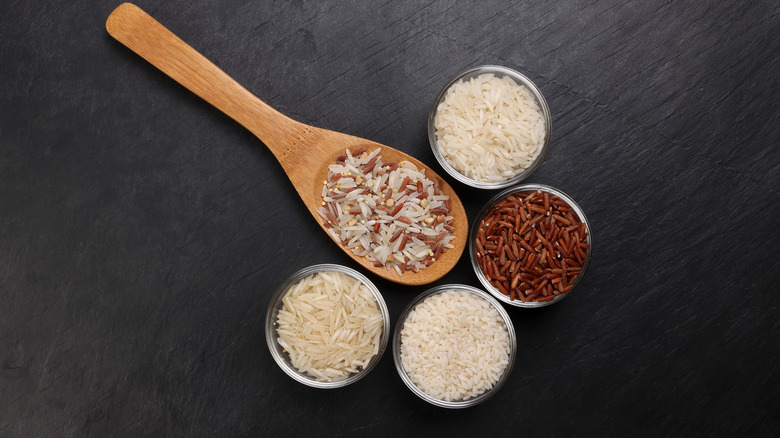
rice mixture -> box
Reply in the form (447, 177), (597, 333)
(400, 290), (511, 401)
(318, 147), (456, 275)
(434, 73), (546, 183)
(276, 271), (384, 382)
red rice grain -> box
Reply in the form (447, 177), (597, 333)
(475, 189), (588, 302)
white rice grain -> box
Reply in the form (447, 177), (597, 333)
(399, 290), (510, 401)
(276, 271), (383, 382)
(434, 73), (546, 183)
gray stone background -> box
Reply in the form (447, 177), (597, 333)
(1, 0), (778, 436)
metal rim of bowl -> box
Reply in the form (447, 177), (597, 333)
(265, 263), (391, 389)
(469, 183), (593, 308)
(392, 284), (517, 408)
(428, 65), (552, 190)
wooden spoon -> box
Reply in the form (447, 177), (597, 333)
(106, 3), (467, 285)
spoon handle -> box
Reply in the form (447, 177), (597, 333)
(106, 3), (304, 154)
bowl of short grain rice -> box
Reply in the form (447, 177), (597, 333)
(428, 65), (551, 189)
(470, 183), (592, 308)
(265, 264), (390, 388)
(393, 284), (516, 408)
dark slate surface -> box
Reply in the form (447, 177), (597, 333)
(1, 0), (778, 436)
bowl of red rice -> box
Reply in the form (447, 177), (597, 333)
(470, 184), (592, 307)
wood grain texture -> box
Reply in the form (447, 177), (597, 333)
(0, 0), (778, 436)
(105, 3), (467, 285)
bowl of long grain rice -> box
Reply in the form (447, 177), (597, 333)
(470, 184), (592, 308)
(428, 65), (551, 189)
(265, 264), (390, 388)
(392, 284), (516, 408)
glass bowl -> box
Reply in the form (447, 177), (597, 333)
(265, 264), (391, 388)
(428, 65), (552, 189)
(392, 284), (516, 408)
(470, 183), (592, 308)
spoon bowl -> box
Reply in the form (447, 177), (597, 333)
(106, 3), (467, 285)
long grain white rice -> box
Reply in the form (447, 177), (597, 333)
(434, 73), (546, 183)
(399, 290), (510, 401)
(318, 147), (456, 275)
(275, 271), (384, 382)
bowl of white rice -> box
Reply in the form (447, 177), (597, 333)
(265, 264), (390, 389)
(392, 284), (516, 408)
(429, 65), (551, 189)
